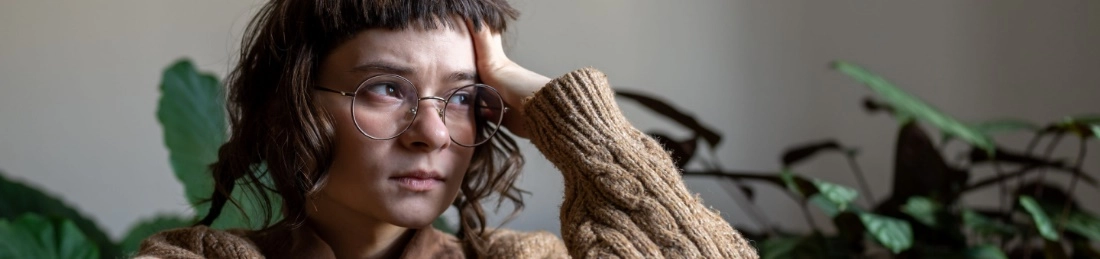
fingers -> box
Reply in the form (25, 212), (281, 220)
(465, 19), (506, 69)
(461, 19), (548, 139)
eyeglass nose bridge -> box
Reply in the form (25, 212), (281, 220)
(409, 96), (448, 119)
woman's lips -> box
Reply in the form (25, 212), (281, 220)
(390, 171), (443, 192)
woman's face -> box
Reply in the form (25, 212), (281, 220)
(312, 24), (477, 228)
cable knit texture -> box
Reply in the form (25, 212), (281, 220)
(135, 68), (758, 258)
(526, 68), (756, 258)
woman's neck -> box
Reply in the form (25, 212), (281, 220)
(306, 197), (415, 259)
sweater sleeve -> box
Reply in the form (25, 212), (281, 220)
(133, 226), (263, 259)
(524, 68), (758, 258)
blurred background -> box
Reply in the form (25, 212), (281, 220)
(1, 0), (1098, 256)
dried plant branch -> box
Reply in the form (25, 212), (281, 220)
(1056, 138), (1087, 236)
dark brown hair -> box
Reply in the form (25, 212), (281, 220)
(197, 0), (525, 255)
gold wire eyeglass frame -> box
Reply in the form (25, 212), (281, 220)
(314, 74), (508, 147)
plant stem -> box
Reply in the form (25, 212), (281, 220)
(1034, 132), (1065, 198)
(682, 170), (776, 180)
(992, 160), (1008, 222)
(800, 202), (821, 234)
(682, 170), (823, 233)
(1019, 131), (1045, 191)
(990, 159), (1015, 250)
(844, 154), (876, 208)
(706, 149), (724, 171)
(717, 179), (776, 236)
(963, 164), (1095, 192)
(681, 170), (788, 235)
(1056, 137), (1087, 236)
(1021, 131), (1061, 259)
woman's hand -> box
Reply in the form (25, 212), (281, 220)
(467, 20), (550, 139)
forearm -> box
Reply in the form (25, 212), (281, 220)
(524, 68), (758, 258)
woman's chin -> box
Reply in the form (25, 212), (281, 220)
(386, 215), (439, 229)
(383, 203), (447, 228)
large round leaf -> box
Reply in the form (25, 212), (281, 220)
(156, 59), (278, 229)
(0, 172), (117, 258)
(156, 59), (225, 207)
(0, 213), (99, 259)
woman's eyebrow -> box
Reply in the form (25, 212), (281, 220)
(449, 70), (478, 83)
(350, 61), (414, 77)
(351, 61), (478, 83)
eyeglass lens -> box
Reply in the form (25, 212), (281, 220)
(349, 74), (504, 146)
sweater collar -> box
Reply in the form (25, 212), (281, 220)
(248, 222), (464, 258)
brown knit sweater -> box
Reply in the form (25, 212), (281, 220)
(136, 68), (758, 258)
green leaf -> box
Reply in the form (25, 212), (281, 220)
(857, 212), (913, 254)
(1063, 211), (1100, 241)
(900, 196), (939, 227)
(156, 59), (279, 230)
(1062, 115), (1100, 125)
(1019, 195), (1059, 241)
(974, 119), (1041, 134)
(432, 217), (454, 234)
(962, 210), (1016, 238)
(0, 213), (99, 259)
(117, 214), (193, 256)
(833, 61), (995, 153)
(779, 170), (818, 198)
(943, 119), (1040, 144)
(156, 59), (226, 206)
(780, 140), (855, 168)
(811, 179), (858, 212)
(0, 172), (117, 258)
(809, 195), (842, 217)
(758, 234), (852, 259)
(966, 244), (1007, 259)
(759, 236), (802, 259)
(204, 164), (281, 230)
(1091, 124), (1100, 141)
(615, 90), (722, 150)
(780, 170), (801, 197)
(789, 174), (859, 218)
(1051, 115), (1100, 139)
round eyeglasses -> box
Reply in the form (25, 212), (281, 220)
(315, 74), (507, 147)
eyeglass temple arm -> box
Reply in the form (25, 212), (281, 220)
(314, 87), (354, 97)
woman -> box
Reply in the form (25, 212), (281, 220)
(138, 0), (757, 258)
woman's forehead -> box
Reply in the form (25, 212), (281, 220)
(322, 27), (476, 88)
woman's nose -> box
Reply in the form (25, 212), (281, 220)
(398, 98), (450, 151)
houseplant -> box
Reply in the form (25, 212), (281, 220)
(617, 61), (1100, 258)
(3, 59), (1096, 258)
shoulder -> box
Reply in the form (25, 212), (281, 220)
(134, 225), (262, 258)
(482, 229), (568, 259)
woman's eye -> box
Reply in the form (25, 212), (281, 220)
(365, 83), (402, 98)
(448, 92), (472, 105)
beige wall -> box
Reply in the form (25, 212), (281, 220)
(1, 0), (1096, 239)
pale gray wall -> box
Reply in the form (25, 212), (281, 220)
(1, 0), (1096, 240)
